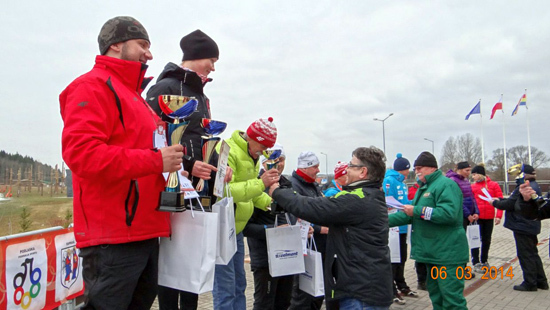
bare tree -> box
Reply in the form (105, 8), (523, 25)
(440, 133), (482, 169)
(440, 136), (458, 168)
(486, 148), (506, 181)
(456, 133), (482, 164)
(507, 145), (549, 168)
(486, 145), (549, 181)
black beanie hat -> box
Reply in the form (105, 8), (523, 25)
(457, 161), (471, 170)
(413, 151), (438, 168)
(523, 164), (535, 175)
(98, 16), (150, 55)
(471, 165), (486, 176)
(180, 30), (219, 61)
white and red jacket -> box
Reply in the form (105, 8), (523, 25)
(471, 176), (503, 220)
(60, 56), (169, 248)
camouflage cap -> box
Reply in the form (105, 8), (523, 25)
(98, 16), (150, 55)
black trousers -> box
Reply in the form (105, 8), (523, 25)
(514, 231), (548, 287)
(392, 233), (410, 294)
(251, 267), (293, 310)
(288, 273), (324, 310)
(157, 286), (198, 310)
(471, 219), (494, 265)
(79, 238), (159, 310)
(416, 261), (427, 283)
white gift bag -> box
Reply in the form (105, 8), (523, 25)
(212, 185), (237, 265)
(266, 213), (305, 277)
(158, 199), (219, 294)
(388, 226), (401, 263)
(299, 237), (325, 297)
(467, 223), (481, 249)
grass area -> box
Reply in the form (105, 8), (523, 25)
(0, 188), (73, 237)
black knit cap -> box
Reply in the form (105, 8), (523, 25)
(180, 30), (219, 61)
(523, 164), (535, 174)
(471, 165), (486, 176)
(457, 161), (471, 170)
(98, 16), (150, 55)
(413, 151), (438, 168)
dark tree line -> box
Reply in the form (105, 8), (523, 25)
(0, 150), (61, 185)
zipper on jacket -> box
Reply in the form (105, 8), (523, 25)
(125, 180), (140, 226)
(105, 77), (125, 130)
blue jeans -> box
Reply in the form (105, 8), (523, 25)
(213, 232), (246, 310)
(339, 298), (389, 310)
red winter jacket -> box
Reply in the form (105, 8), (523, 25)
(471, 176), (503, 220)
(60, 56), (170, 248)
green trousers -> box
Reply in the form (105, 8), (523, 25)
(425, 263), (468, 310)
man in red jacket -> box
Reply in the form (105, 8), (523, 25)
(60, 16), (184, 309)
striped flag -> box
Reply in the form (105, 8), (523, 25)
(490, 95), (503, 120)
(511, 93), (527, 116)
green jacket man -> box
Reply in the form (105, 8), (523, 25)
(389, 151), (469, 310)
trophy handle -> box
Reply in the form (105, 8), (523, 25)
(196, 179), (205, 192)
(167, 171), (180, 191)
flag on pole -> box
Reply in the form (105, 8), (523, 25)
(465, 101), (481, 120)
(490, 95), (503, 119)
(511, 93), (527, 116)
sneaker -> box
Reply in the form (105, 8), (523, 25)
(473, 263), (483, 273)
(466, 272), (476, 280)
(393, 293), (406, 305)
(400, 288), (419, 298)
(417, 282), (427, 291)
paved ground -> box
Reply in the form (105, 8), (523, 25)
(152, 220), (550, 309)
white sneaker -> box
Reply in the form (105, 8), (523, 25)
(473, 263), (483, 273)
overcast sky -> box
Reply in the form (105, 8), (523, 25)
(1, 1), (548, 175)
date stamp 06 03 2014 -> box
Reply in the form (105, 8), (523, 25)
(430, 266), (514, 280)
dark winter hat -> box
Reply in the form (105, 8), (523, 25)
(98, 16), (150, 55)
(471, 165), (486, 176)
(457, 161), (471, 170)
(180, 30), (219, 61)
(393, 153), (410, 171)
(413, 151), (438, 168)
(523, 164), (535, 175)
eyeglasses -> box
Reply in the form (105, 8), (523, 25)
(347, 163), (365, 169)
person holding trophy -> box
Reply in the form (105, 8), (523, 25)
(214, 117), (280, 310)
(60, 16), (185, 309)
(146, 29), (229, 310)
(243, 143), (295, 310)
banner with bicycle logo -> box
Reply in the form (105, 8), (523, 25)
(0, 227), (84, 310)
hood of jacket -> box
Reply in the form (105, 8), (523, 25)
(156, 62), (210, 94)
(445, 169), (463, 180)
(384, 169), (405, 182)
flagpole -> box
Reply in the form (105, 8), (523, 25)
(479, 99), (485, 164)
(524, 89), (532, 165)
(501, 94), (509, 195)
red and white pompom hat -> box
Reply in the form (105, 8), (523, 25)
(246, 117), (277, 148)
(334, 161), (348, 179)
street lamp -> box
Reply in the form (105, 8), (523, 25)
(320, 152), (328, 182)
(424, 138), (435, 154)
(373, 113), (394, 154)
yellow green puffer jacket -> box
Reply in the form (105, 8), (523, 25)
(217, 130), (271, 233)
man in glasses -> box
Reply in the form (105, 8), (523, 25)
(269, 147), (393, 310)
(389, 152), (469, 310)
